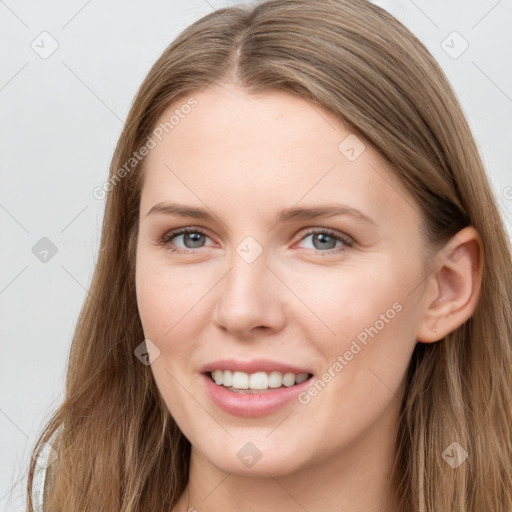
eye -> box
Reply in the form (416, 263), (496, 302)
(296, 228), (354, 254)
(160, 227), (214, 253)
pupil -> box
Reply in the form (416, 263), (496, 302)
(313, 233), (335, 250)
(185, 233), (204, 248)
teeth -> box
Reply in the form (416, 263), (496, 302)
(213, 370), (223, 385)
(210, 370), (310, 390)
(249, 371), (268, 390)
(268, 371), (282, 388)
(295, 372), (308, 384)
(232, 371), (249, 389)
(222, 370), (233, 387)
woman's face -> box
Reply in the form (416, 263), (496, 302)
(135, 83), (431, 477)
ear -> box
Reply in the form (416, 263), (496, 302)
(416, 226), (484, 343)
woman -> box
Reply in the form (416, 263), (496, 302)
(27, 0), (512, 510)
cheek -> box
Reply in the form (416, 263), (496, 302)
(135, 255), (224, 403)
(135, 257), (208, 412)
(285, 263), (404, 339)
(294, 261), (418, 382)
(290, 274), (416, 442)
(136, 255), (209, 342)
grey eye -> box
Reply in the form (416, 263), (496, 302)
(177, 232), (207, 248)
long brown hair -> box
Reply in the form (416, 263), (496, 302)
(27, 0), (512, 510)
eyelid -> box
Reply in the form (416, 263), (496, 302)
(296, 227), (353, 244)
(293, 227), (354, 254)
(160, 226), (215, 248)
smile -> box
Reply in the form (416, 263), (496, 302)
(210, 370), (311, 392)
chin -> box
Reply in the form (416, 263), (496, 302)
(194, 435), (314, 478)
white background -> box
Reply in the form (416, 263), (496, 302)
(1, 0), (511, 509)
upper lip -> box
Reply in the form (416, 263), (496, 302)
(200, 358), (313, 375)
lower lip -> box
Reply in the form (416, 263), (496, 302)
(201, 373), (313, 417)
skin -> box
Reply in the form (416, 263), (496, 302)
(135, 83), (483, 512)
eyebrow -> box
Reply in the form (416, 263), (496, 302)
(146, 202), (376, 226)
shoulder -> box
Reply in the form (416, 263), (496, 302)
(32, 430), (59, 511)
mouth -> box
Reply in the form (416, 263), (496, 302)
(205, 370), (314, 394)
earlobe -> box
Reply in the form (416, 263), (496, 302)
(416, 226), (483, 344)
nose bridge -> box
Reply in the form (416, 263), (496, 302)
(224, 246), (269, 311)
(213, 240), (283, 335)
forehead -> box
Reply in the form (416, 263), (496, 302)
(140, 84), (417, 228)
(149, 85), (350, 167)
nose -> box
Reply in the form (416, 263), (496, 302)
(212, 248), (286, 339)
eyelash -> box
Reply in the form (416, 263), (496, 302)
(159, 227), (354, 256)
